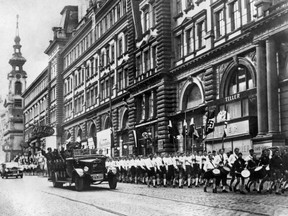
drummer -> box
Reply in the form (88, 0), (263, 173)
(233, 152), (246, 194)
(228, 148), (239, 191)
(245, 152), (259, 192)
(257, 149), (270, 193)
(270, 150), (283, 195)
(214, 149), (229, 193)
(203, 153), (217, 193)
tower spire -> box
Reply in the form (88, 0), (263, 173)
(16, 14), (19, 37)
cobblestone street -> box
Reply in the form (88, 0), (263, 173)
(0, 176), (288, 216)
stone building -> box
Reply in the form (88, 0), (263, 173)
(23, 0), (288, 157)
(60, 0), (130, 157)
(169, 0), (288, 155)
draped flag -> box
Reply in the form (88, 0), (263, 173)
(222, 121), (228, 140)
(188, 118), (199, 139)
(204, 109), (215, 135)
(182, 119), (188, 136)
(168, 120), (179, 140)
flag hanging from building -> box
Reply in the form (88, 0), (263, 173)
(188, 118), (199, 139)
(182, 119), (188, 136)
(168, 120), (179, 138)
(204, 109), (215, 135)
(222, 121), (228, 140)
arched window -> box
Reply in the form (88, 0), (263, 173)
(183, 84), (202, 110)
(104, 116), (112, 129)
(226, 65), (253, 96)
(15, 81), (22, 95)
(89, 124), (96, 137)
(221, 65), (254, 120)
(122, 111), (129, 129)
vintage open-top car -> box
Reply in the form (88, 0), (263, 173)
(1, 162), (23, 179)
(50, 149), (117, 191)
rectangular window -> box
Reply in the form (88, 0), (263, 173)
(86, 91), (90, 107)
(151, 4), (156, 27)
(136, 55), (142, 76)
(175, 34), (182, 60)
(144, 50), (150, 72)
(100, 82), (104, 100)
(231, 1), (241, 31)
(123, 0), (126, 14)
(152, 46), (156, 68)
(14, 99), (22, 108)
(117, 4), (121, 20)
(226, 101), (241, 119)
(186, 28), (194, 54)
(215, 9), (225, 39)
(144, 9), (149, 32)
(119, 70), (123, 90)
(124, 68), (128, 88)
(118, 38), (123, 56)
(196, 20), (205, 49)
(111, 44), (115, 62)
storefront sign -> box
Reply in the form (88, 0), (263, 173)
(225, 93), (240, 102)
(31, 125), (55, 140)
(87, 137), (95, 149)
(253, 143), (272, 156)
(96, 129), (112, 156)
(206, 120), (249, 140)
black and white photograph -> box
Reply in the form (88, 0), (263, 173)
(0, 0), (288, 215)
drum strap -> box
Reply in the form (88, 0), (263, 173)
(210, 160), (215, 168)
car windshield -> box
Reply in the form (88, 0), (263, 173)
(5, 162), (19, 168)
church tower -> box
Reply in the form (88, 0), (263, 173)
(2, 15), (27, 162)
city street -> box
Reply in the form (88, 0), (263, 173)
(0, 176), (288, 216)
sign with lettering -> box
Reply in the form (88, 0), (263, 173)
(225, 93), (240, 102)
(31, 125), (55, 139)
(206, 120), (249, 140)
(97, 128), (112, 156)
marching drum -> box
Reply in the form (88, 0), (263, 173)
(241, 169), (250, 178)
(254, 166), (266, 179)
(222, 166), (231, 175)
(212, 168), (221, 176)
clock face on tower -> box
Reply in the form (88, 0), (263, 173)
(16, 74), (21, 79)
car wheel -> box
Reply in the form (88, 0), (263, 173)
(53, 181), (63, 188)
(20, 175), (23, 178)
(16, 176), (18, 178)
(75, 176), (84, 191)
(5, 176), (8, 179)
(84, 179), (90, 190)
(108, 175), (117, 189)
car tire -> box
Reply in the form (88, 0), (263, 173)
(5, 176), (8, 179)
(16, 176), (18, 178)
(20, 175), (23, 178)
(53, 181), (63, 188)
(75, 176), (84, 191)
(108, 175), (117, 189)
(84, 179), (90, 190)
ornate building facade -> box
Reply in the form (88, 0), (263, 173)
(23, 0), (288, 157)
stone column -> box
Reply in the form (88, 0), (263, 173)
(266, 38), (279, 134)
(256, 41), (268, 135)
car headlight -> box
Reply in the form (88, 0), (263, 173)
(83, 166), (89, 172)
(5, 168), (8, 172)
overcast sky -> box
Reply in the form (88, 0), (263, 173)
(0, 0), (80, 99)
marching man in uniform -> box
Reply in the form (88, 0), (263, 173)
(214, 149), (229, 193)
(203, 153), (217, 193)
(228, 148), (239, 191)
